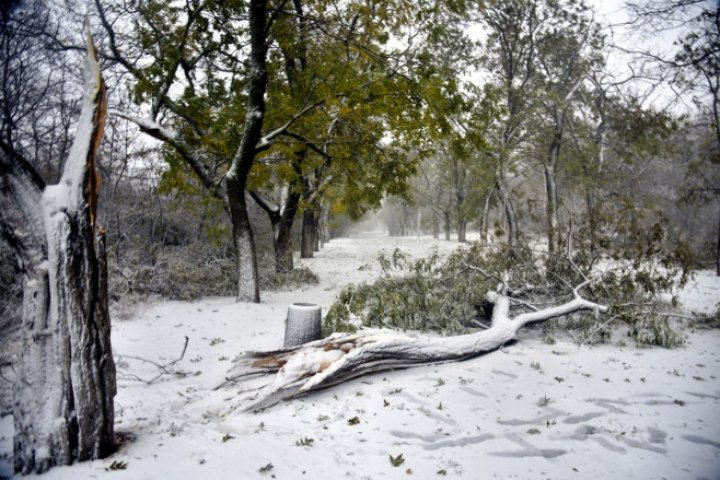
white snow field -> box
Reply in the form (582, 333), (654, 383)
(1, 233), (719, 479)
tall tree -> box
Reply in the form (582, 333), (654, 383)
(480, 0), (543, 246)
(96, 0), (275, 302)
(251, 0), (467, 258)
(532, 0), (601, 253)
(94, 0), (438, 286)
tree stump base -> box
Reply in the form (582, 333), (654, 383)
(284, 303), (322, 348)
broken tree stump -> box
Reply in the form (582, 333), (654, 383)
(283, 303), (322, 348)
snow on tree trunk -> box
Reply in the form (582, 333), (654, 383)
(227, 187), (260, 303)
(283, 303), (322, 348)
(223, 0), (268, 302)
(225, 281), (607, 411)
(0, 31), (116, 474)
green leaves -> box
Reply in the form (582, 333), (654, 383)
(295, 437), (314, 446)
(389, 453), (405, 467)
(325, 246), (493, 334)
(105, 460), (128, 471)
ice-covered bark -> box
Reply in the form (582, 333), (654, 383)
(0, 31), (115, 474)
(225, 284), (607, 411)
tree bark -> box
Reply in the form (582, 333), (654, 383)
(432, 209), (439, 238)
(481, 187), (494, 244)
(443, 210), (451, 240)
(544, 162), (559, 254)
(496, 176), (518, 246)
(226, 184), (260, 302)
(320, 206), (329, 247)
(301, 209), (315, 258)
(1, 34), (116, 474)
(223, 0), (268, 302)
(275, 194), (300, 272)
(250, 187), (301, 273)
(457, 221), (467, 243)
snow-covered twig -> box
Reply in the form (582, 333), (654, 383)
(117, 336), (190, 384)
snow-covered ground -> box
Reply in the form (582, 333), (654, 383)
(1, 233), (720, 479)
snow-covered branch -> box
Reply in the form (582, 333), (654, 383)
(110, 111), (177, 143)
(255, 101), (325, 151)
(110, 110), (227, 201)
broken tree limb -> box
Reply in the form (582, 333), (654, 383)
(224, 283), (608, 411)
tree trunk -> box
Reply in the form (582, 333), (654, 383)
(432, 209), (439, 238)
(496, 177), (518, 246)
(275, 194), (299, 272)
(544, 163), (559, 254)
(223, 0), (268, 302)
(313, 212), (320, 252)
(481, 187), (493, 244)
(443, 210), (451, 240)
(416, 207), (422, 237)
(320, 207), (329, 246)
(586, 101), (607, 255)
(457, 221), (467, 243)
(273, 224), (294, 274)
(301, 209), (315, 258)
(227, 184), (260, 302)
(585, 189), (598, 255)
(453, 158), (467, 242)
(0, 35), (116, 474)
(251, 187), (300, 274)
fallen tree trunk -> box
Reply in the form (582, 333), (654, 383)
(224, 280), (607, 411)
